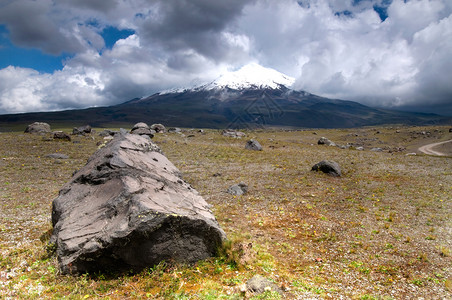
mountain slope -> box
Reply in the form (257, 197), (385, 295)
(0, 64), (450, 130)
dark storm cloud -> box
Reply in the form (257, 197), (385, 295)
(139, 0), (255, 61)
(61, 0), (119, 12)
(0, 0), (84, 55)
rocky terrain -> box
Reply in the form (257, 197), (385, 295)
(0, 124), (451, 299)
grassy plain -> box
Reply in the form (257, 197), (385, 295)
(0, 125), (451, 299)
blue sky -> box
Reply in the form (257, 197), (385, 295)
(0, 0), (451, 115)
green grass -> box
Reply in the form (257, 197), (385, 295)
(0, 125), (451, 298)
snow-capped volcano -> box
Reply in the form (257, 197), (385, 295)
(203, 63), (295, 90)
(161, 63), (295, 94)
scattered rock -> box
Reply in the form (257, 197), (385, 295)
(227, 183), (248, 196)
(356, 146), (364, 151)
(45, 153), (69, 159)
(168, 127), (182, 133)
(72, 125), (92, 135)
(311, 160), (341, 177)
(24, 122), (51, 134)
(222, 129), (246, 138)
(246, 275), (283, 295)
(130, 122), (155, 138)
(371, 147), (383, 152)
(53, 131), (71, 141)
(50, 132), (226, 274)
(98, 130), (117, 137)
(245, 139), (262, 151)
(132, 122), (149, 130)
(317, 137), (335, 146)
(150, 123), (166, 133)
(406, 153), (417, 156)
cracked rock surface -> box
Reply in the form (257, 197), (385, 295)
(50, 131), (226, 274)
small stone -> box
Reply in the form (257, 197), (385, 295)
(245, 139), (262, 151)
(53, 131), (71, 141)
(45, 153), (69, 159)
(318, 137), (335, 146)
(246, 275), (283, 295)
(227, 183), (248, 196)
(311, 160), (341, 177)
(150, 123), (166, 133)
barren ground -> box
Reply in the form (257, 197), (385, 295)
(0, 125), (451, 299)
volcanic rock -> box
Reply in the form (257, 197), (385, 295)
(311, 160), (341, 177)
(227, 183), (248, 196)
(246, 275), (283, 295)
(130, 122), (155, 138)
(168, 127), (182, 133)
(73, 125), (92, 135)
(50, 131), (226, 274)
(150, 123), (166, 133)
(317, 137), (335, 146)
(245, 139), (263, 151)
(98, 129), (117, 137)
(53, 131), (71, 141)
(222, 129), (246, 138)
(46, 153), (69, 159)
(24, 122), (51, 134)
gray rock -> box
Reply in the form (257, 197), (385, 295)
(222, 129), (246, 138)
(46, 153), (69, 159)
(245, 139), (263, 151)
(73, 125), (92, 135)
(371, 147), (383, 152)
(24, 122), (51, 134)
(130, 127), (155, 138)
(168, 127), (182, 133)
(227, 183), (248, 196)
(98, 130), (117, 137)
(53, 131), (71, 141)
(50, 132), (226, 274)
(132, 122), (149, 130)
(150, 123), (166, 133)
(318, 137), (335, 146)
(311, 160), (341, 177)
(246, 275), (283, 295)
(356, 146), (364, 151)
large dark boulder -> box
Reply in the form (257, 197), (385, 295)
(24, 122), (51, 134)
(311, 160), (342, 177)
(50, 131), (226, 274)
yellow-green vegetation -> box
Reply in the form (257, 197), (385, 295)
(0, 125), (451, 299)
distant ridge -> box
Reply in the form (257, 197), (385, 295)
(0, 63), (451, 130)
